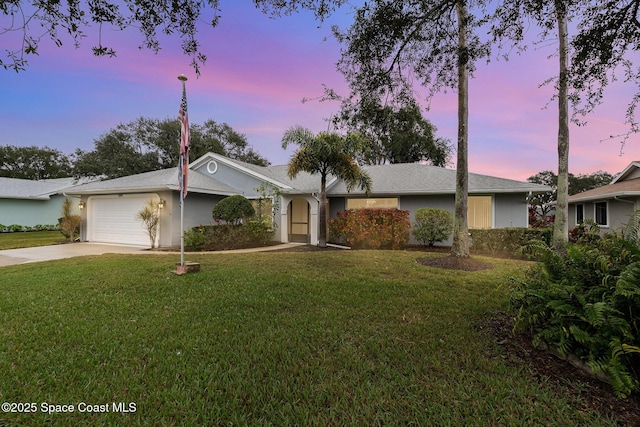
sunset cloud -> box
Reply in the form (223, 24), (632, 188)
(0, 2), (637, 181)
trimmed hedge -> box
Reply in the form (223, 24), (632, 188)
(329, 208), (410, 249)
(184, 220), (275, 251)
(0, 224), (59, 233)
(470, 228), (552, 255)
(212, 195), (255, 225)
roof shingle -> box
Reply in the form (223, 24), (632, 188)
(0, 177), (79, 200)
(568, 178), (640, 202)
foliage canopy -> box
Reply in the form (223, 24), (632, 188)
(282, 125), (372, 247)
(73, 117), (268, 179)
(212, 195), (256, 226)
(1, 0), (223, 73)
(0, 145), (72, 179)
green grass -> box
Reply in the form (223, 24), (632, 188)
(0, 251), (620, 426)
(0, 231), (66, 250)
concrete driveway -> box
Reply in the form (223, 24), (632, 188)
(0, 242), (305, 267)
(0, 243), (148, 267)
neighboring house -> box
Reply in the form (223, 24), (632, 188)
(568, 161), (640, 233)
(0, 177), (80, 228)
(66, 152), (550, 247)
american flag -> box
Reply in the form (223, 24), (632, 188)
(178, 76), (190, 202)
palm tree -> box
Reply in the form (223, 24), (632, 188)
(281, 126), (372, 248)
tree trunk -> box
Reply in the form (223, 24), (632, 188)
(319, 175), (328, 248)
(451, 0), (470, 258)
(553, 0), (570, 249)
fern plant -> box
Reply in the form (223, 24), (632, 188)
(511, 232), (640, 397)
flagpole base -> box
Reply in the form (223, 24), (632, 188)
(174, 262), (200, 275)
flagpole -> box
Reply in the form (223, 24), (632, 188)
(178, 74), (188, 268)
(180, 193), (185, 267)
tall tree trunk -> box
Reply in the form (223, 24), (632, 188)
(451, 0), (470, 258)
(319, 175), (328, 248)
(553, 0), (570, 249)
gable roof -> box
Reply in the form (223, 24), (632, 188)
(190, 153), (334, 194)
(0, 177), (79, 200)
(61, 153), (550, 197)
(611, 160), (640, 184)
(568, 178), (640, 203)
(568, 161), (640, 203)
(66, 168), (239, 196)
(327, 163), (550, 196)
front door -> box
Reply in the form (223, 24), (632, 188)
(288, 198), (310, 243)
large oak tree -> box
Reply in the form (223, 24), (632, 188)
(0, 145), (72, 179)
(73, 117), (269, 179)
(333, 95), (453, 166)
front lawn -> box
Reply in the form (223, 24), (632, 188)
(0, 231), (66, 250)
(0, 251), (621, 426)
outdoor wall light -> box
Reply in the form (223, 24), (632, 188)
(158, 200), (166, 209)
(79, 202), (85, 209)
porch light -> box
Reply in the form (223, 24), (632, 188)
(158, 200), (166, 209)
(79, 202), (85, 209)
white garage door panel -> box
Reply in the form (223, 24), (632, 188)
(89, 195), (158, 246)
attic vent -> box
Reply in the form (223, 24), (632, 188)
(207, 160), (218, 175)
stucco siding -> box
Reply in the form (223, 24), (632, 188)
(329, 197), (346, 219)
(194, 159), (263, 197)
(609, 199), (637, 231)
(0, 194), (72, 227)
(400, 195), (455, 245)
(495, 193), (529, 228)
(569, 199), (638, 232)
(168, 192), (225, 246)
(328, 193), (530, 246)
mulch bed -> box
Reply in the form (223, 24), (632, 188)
(479, 313), (640, 426)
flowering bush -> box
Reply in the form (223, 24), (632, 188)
(329, 208), (410, 249)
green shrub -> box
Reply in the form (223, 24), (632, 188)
(184, 221), (275, 251)
(329, 208), (410, 249)
(0, 224), (58, 233)
(246, 218), (276, 245)
(212, 195), (256, 225)
(412, 208), (453, 246)
(470, 228), (552, 255)
(511, 234), (640, 397)
(184, 226), (207, 251)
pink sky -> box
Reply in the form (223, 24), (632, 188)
(1, 2), (638, 182)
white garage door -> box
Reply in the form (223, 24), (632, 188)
(88, 194), (159, 246)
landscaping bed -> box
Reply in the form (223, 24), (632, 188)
(480, 313), (640, 427)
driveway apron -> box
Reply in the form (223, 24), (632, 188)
(0, 243), (147, 267)
(0, 242), (305, 267)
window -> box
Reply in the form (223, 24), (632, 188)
(576, 204), (584, 224)
(468, 196), (492, 229)
(594, 201), (608, 226)
(347, 198), (398, 210)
